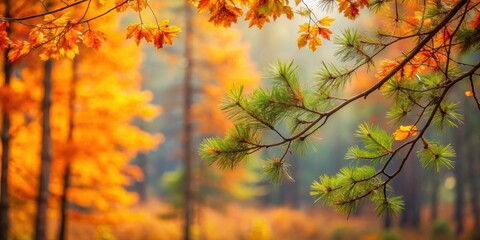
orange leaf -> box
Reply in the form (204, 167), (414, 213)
(297, 33), (309, 49)
(0, 22), (10, 51)
(471, 13), (480, 28)
(209, 2), (243, 27)
(83, 30), (107, 50)
(465, 91), (474, 97)
(337, 0), (360, 19)
(29, 28), (46, 47)
(115, 0), (129, 12)
(393, 125), (418, 141)
(197, 0), (211, 12)
(128, 0), (148, 11)
(318, 27), (333, 40)
(153, 21), (181, 49)
(126, 24), (154, 45)
(8, 41), (31, 62)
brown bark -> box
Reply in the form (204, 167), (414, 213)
(453, 127), (465, 236)
(467, 139), (480, 229)
(182, 1), (194, 239)
(400, 156), (420, 228)
(0, 2), (12, 239)
(34, 59), (54, 240)
(431, 171), (439, 222)
(58, 57), (77, 240)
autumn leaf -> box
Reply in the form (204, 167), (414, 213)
(83, 30), (107, 50)
(0, 22), (10, 51)
(297, 22), (332, 51)
(471, 13), (480, 28)
(245, 8), (270, 28)
(8, 41), (31, 62)
(128, 0), (148, 12)
(393, 125), (418, 141)
(29, 28), (46, 47)
(209, 2), (243, 27)
(116, 0), (129, 12)
(337, 0), (360, 19)
(297, 33), (309, 49)
(295, 0), (302, 5)
(153, 20), (181, 49)
(126, 23), (154, 45)
(308, 36), (322, 51)
(319, 16), (335, 27)
(465, 91), (474, 97)
(197, 0), (211, 12)
(318, 27), (333, 40)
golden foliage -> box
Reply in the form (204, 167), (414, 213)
(393, 125), (418, 141)
(297, 17), (334, 51)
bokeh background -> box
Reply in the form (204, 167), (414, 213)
(2, 0), (480, 239)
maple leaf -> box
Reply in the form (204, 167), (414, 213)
(128, 0), (148, 11)
(337, 0), (360, 19)
(465, 91), (474, 97)
(8, 41), (31, 62)
(0, 22), (10, 51)
(318, 27), (333, 40)
(83, 30), (107, 50)
(197, 0), (211, 12)
(393, 125), (418, 141)
(153, 20), (181, 49)
(245, 8), (270, 28)
(319, 16), (335, 26)
(209, 2), (243, 27)
(126, 23), (154, 45)
(29, 28), (46, 47)
(308, 35), (322, 51)
(297, 33), (309, 49)
(297, 23), (331, 51)
(116, 0), (129, 12)
(295, 0), (301, 5)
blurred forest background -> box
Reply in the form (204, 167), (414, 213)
(1, 0), (480, 239)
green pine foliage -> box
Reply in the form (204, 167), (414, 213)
(199, 0), (480, 218)
(418, 140), (456, 172)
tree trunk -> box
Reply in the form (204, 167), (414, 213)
(384, 214), (392, 229)
(0, 2), (12, 239)
(467, 138), (480, 229)
(453, 127), (465, 236)
(431, 171), (439, 222)
(58, 57), (77, 240)
(400, 156), (420, 228)
(182, 1), (194, 239)
(34, 59), (54, 240)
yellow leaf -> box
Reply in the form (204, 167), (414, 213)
(298, 23), (310, 33)
(319, 16), (335, 26)
(308, 36), (322, 52)
(393, 125), (418, 141)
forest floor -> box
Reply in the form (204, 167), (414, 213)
(63, 201), (479, 240)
